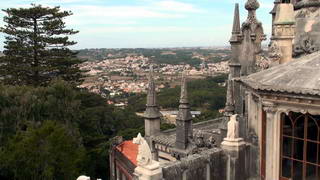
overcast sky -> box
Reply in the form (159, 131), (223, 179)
(0, 0), (273, 50)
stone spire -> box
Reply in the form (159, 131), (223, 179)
(144, 65), (161, 140)
(144, 65), (161, 119)
(146, 65), (156, 107)
(179, 72), (189, 104)
(230, 3), (241, 42)
(175, 72), (193, 151)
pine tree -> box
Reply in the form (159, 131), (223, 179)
(0, 4), (83, 86)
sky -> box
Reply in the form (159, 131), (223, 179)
(0, 0), (273, 50)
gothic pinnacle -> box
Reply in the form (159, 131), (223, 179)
(146, 65), (156, 107)
(230, 3), (241, 43)
(144, 64), (161, 119)
(232, 3), (240, 34)
(180, 71), (188, 104)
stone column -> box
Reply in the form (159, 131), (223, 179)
(262, 102), (278, 180)
(223, 146), (246, 180)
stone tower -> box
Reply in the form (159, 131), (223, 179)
(173, 72), (193, 159)
(271, 3), (295, 64)
(144, 65), (161, 138)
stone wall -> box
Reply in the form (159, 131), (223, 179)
(162, 148), (225, 180)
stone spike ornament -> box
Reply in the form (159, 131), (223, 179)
(179, 71), (188, 104)
(146, 65), (156, 107)
(232, 3), (241, 35)
(230, 3), (242, 43)
(144, 64), (161, 119)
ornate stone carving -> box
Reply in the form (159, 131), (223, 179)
(269, 41), (282, 61)
(245, 0), (260, 11)
(262, 102), (277, 114)
(133, 133), (153, 166)
(294, 33), (319, 57)
(242, 0), (260, 26)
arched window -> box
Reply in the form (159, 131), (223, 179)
(280, 112), (320, 180)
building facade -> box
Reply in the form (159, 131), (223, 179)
(109, 0), (320, 179)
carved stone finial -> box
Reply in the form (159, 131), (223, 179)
(133, 133), (153, 166)
(243, 0), (261, 28)
(245, 0), (260, 11)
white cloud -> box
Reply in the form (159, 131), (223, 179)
(80, 26), (197, 34)
(153, 0), (204, 13)
(71, 5), (184, 19)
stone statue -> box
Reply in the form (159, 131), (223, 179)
(133, 133), (152, 166)
(76, 175), (90, 180)
(221, 114), (245, 148)
(226, 114), (239, 140)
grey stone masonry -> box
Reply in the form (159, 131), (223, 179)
(174, 73), (194, 158)
(144, 65), (161, 138)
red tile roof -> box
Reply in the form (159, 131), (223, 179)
(116, 140), (138, 166)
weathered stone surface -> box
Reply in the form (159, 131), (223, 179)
(241, 51), (320, 96)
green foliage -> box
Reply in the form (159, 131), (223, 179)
(128, 75), (227, 122)
(160, 123), (176, 131)
(0, 121), (85, 180)
(0, 81), (144, 180)
(0, 4), (83, 86)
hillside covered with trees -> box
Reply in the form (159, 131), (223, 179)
(77, 48), (231, 66)
(128, 75), (227, 122)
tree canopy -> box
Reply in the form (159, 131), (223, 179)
(0, 4), (83, 86)
(0, 81), (144, 179)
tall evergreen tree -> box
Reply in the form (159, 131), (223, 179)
(0, 4), (83, 86)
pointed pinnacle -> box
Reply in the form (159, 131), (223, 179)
(232, 3), (241, 34)
(146, 64), (156, 106)
(180, 71), (188, 104)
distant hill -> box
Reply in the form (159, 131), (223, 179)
(76, 48), (231, 66)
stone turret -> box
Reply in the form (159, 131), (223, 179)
(172, 72), (194, 159)
(144, 65), (161, 138)
(271, 3), (295, 64)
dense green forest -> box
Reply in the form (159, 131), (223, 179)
(77, 48), (231, 66)
(0, 81), (144, 180)
(128, 75), (227, 122)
